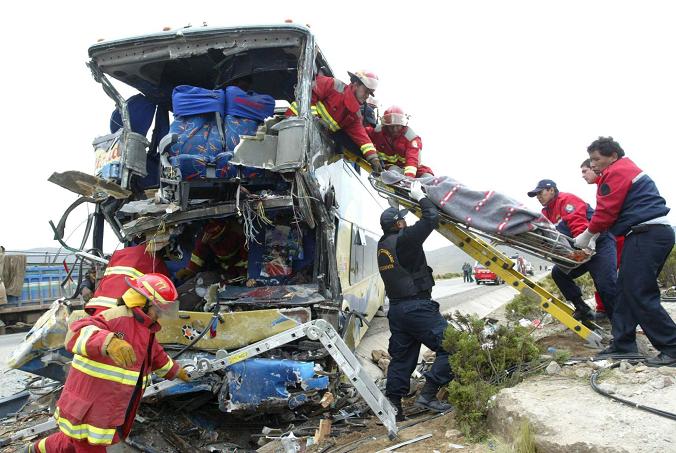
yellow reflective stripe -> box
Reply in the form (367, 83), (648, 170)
(86, 296), (118, 308)
(54, 408), (116, 445)
(234, 260), (248, 268)
(37, 438), (47, 453)
(141, 280), (166, 303)
(190, 253), (205, 267)
(71, 355), (140, 386)
(216, 250), (238, 261)
(104, 266), (143, 279)
(315, 101), (341, 131)
(378, 152), (404, 164)
(310, 105), (319, 116)
(154, 357), (174, 378)
(289, 102), (298, 115)
(404, 166), (417, 175)
(74, 325), (101, 357)
(360, 143), (377, 155)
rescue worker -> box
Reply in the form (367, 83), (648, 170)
(287, 70), (382, 173)
(527, 179), (617, 321)
(85, 244), (171, 316)
(378, 181), (453, 421)
(27, 273), (190, 452)
(580, 158), (625, 319)
(361, 96), (379, 128)
(366, 106), (434, 178)
(578, 137), (676, 365)
(175, 219), (248, 310)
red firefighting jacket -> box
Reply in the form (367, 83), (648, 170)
(588, 157), (670, 236)
(55, 305), (179, 446)
(287, 75), (377, 159)
(366, 125), (433, 178)
(187, 222), (248, 280)
(541, 192), (593, 238)
(86, 245), (169, 315)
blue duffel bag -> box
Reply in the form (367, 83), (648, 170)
(225, 86), (275, 121)
(169, 86), (226, 160)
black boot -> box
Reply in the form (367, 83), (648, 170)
(570, 297), (592, 321)
(387, 396), (406, 422)
(415, 380), (453, 412)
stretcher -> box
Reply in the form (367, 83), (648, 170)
(343, 151), (604, 347)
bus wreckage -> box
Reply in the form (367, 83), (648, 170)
(4, 23), (601, 451)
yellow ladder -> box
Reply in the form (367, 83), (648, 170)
(343, 151), (603, 347)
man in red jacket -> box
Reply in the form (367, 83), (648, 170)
(580, 158), (625, 319)
(85, 244), (170, 316)
(578, 137), (675, 365)
(27, 274), (190, 452)
(366, 106), (434, 179)
(527, 179), (617, 321)
(288, 70), (382, 173)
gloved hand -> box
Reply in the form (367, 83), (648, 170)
(176, 367), (191, 382)
(573, 229), (600, 250)
(106, 337), (137, 369)
(175, 268), (195, 281)
(409, 181), (426, 201)
(366, 154), (383, 174)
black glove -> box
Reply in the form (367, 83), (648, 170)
(366, 154), (383, 174)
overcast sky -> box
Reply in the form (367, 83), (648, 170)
(1, 0), (675, 253)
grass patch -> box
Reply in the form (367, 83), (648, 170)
(435, 272), (464, 279)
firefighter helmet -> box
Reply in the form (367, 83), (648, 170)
(347, 70), (379, 92)
(382, 106), (408, 127)
(125, 273), (178, 311)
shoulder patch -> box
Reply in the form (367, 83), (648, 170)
(564, 204), (574, 213)
(101, 305), (133, 321)
(333, 79), (346, 93)
(599, 183), (611, 196)
(404, 127), (418, 141)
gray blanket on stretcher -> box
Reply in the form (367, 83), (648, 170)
(381, 171), (556, 237)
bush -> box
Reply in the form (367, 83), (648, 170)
(442, 313), (541, 440)
(505, 273), (598, 321)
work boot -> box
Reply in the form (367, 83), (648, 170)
(646, 352), (676, 367)
(415, 381), (453, 413)
(595, 344), (641, 359)
(570, 298), (592, 321)
(387, 396), (407, 422)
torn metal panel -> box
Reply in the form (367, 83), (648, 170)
(216, 284), (324, 307)
(219, 358), (328, 412)
(155, 307), (310, 350)
(121, 195), (293, 238)
(48, 171), (131, 200)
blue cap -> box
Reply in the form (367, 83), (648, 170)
(527, 179), (557, 197)
(380, 207), (409, 231)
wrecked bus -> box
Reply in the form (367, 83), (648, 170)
(9, 24), (388, 414)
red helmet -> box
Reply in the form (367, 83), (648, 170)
(348, 70), (379, 92)
(126, 273), (178, 308)
(382, 105), (408, 127)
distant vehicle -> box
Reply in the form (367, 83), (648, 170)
(473, 262), (503, 285)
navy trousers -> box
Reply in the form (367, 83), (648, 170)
(385, 299), (452, 400)
(551, 233), (618, 317)
(611, 225), (676, 355)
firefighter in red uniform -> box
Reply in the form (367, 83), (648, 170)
(27, 273), (190, 452)
(527, 179), (617, 321)
(85, 244), (170, 316)
(579, 137), (675, 365)
(175, 219), (248, 310)
(287, 70), (382, 173)
(366, 106), (434, 178)
(580, 158), (625, 319)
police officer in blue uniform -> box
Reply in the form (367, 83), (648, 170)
(378, 181), (453, 421)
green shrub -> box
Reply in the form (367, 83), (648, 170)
(435, 272), (464, 280)
(658, 246), (676, 288)
(442, 313), (540, 440)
